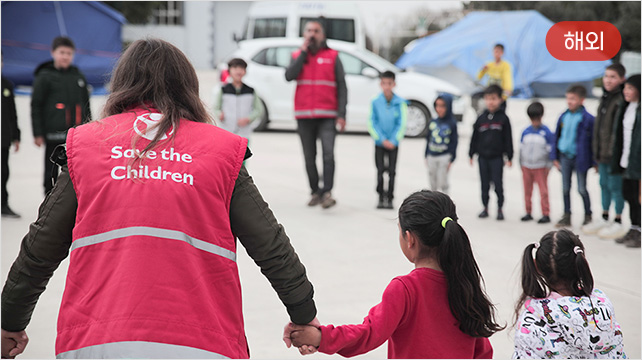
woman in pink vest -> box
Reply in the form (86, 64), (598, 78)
(1, 38), (318, 359)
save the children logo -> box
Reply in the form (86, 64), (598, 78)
(546, 21), (621, 61)
(134, 113), (174, 140)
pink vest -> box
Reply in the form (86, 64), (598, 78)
(59, 107), (248, 359)
(292, 48), (339, 119)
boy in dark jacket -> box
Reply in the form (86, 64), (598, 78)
(469, 84), (513, 220)
(425, 94), (458, 194)
(552, 85), (595, 228)
(2, 54), (21, 218)
(583, 64), (627, 239)
(31, 36), (91, 194)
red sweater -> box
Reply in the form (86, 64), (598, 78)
(318, 268), (493, 359)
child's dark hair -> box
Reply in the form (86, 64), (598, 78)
(526, 101), (544, 120)
(380, 70), (395, 81)
(228, 58), (247, 69)
(566, 84), (587, 98)
(514, 229), (594, 323)
(52, 36), (75, 51)
(494, 43), (504, 51)
(606, 63), (626, 78)
(399, 190), (504, 338)
(484, 84), (503, 98)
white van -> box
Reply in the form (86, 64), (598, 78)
(236, 1), (366, 48)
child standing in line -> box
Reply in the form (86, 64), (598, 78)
(286, 190), (504, 359)
(513, 229), (626, 358)
(214, 58), (263, 141)
(469, 84), (514, 220)
(425, 94), (458, 194)
(367, 71), (407, 209)
(582, 64), (627, 239)
(610, 74), (641, 248)
(519, 102), (555, 224)
(552, 85), (595, 228)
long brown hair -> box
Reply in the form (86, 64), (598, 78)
(102, 38), (212, 155)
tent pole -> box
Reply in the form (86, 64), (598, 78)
(54, 1), (68, 36)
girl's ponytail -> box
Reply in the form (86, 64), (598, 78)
(399, 190), (504, 338)
(572, 244), (593, 297)
(440, 219), (504, 337)
(514, 243), (547, 325)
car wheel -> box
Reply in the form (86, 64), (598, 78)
(254, 99), (270, 132)
(405, 100), (431, 138)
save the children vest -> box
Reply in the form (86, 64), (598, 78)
(59, 106), (248, 359)
(292, 47), (339, 119)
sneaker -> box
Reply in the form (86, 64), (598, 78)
(581, 218), (609, 234)
(624, 231), (641, 248)
(497, 210), (505, 221)
(478, 209), (489, 218)
(615, 229), (635, 244)
(320, 192), (336, 209)
(385, 197), (394, 209)
(307, 194), (321, 207)
(376, 196), (385, 209)
(556, 213), (571, 228)
(598, 222), (629, 239)
(582, 214), (592, 226)
(1, 206), (20, 218)
(521, 214), (533, 222)
(537, 216), (551, 224)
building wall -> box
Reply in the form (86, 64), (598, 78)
(122, 1), (252, 70)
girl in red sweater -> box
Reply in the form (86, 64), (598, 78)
(286, 190), (504, 358)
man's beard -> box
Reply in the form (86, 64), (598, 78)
(308, 38), (321, 54)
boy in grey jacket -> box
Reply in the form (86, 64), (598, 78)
(519, 102), (555, 223)
(214, 58), (263, 142)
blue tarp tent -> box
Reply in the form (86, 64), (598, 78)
(396, 10), (611, 98)
(1, 1), (125, 92)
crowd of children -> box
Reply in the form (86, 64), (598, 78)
(214, 50), (637, 359)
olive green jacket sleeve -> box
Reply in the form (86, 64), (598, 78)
(1, 151), (316, 331)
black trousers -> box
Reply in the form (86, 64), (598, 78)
(478, 156), (504, 208)
(1, 146), (9, 207)
(297, 118), (336, 195)
(44, 141), (65, 194)
(375, 145), (398, 199)
(623, 178), (641, 227)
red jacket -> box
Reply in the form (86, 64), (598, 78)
(318, 268), (493, 359)
(59, 107), (249, 358)
(292, 48), (339, 119)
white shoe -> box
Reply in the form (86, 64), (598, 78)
(582, 218), (608, 234)
(598, 222), (629, 239)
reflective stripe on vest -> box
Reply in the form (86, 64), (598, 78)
(56, 341), (230, 359)
(294, 109), (338, 118)
(71, 226), (237, 262)
(296, 80), (337, 87)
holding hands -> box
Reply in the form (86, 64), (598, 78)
(283, 318), (322, 356)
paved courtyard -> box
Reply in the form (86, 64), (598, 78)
(1, 72), (639, 358)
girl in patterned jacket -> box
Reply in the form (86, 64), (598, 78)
(513, 229), (626, 359)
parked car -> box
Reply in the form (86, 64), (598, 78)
(216, 38), (465, 137)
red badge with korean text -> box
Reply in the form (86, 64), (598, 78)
(546, 21), (621, 61)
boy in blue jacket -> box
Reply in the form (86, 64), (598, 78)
(425, 94), (458, 194)
(552, 84), (595, 227)
(368, 71), (407, 209)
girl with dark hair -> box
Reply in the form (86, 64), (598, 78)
(287, 190), (503, 358)
(513, 229), (626, 358)
(1, 38), (318, 359)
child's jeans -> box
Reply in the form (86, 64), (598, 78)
(598, 163), (624, 215)
(478, 156), (504, 209)
(426, 154), (451, 194)
(560, 153), (591, 215)
(375, 145), (398, 199)
(521, 166), (550, 216)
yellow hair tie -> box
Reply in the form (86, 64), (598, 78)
(441, 217), (453, 228)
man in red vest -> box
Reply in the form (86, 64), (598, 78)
(286, 19), (347, 209)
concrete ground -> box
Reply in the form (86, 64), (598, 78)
(2, 72), (639, 359)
